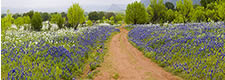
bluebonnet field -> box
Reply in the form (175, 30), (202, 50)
(1, 26), (120, 80)
(127, 22), (225, 80)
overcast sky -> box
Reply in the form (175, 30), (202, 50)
(2, 0), (140, 13)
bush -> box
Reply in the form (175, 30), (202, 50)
(87, 20), (93, 26)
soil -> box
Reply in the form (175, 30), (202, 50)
(94, 25), (182, 80)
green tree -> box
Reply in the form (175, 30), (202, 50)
(176, 0), (194, 23)
(217, 2), (225, 21)
(51, 13), (65, 29)
(98, 11), (105, 21)
(200, 0), (216, 8)
(146, 6), (154, 23)
(115, 14), (123, 24)
(125, 1), (147, 24)
(150, 0), (167, 23)
(88, 11), (99, 22)
(23, 16), (31, 24)
(86, 20), (93, 26)
(191, 6), (206, 22)
(193, 4), (200, 9)
(14, 17), (24, 29)
(61, 12), (67, 19)
(205, 2), (221, 22)
(165, 2), (174, 10)
(23, 16), (31, 30)
(23, 10), (34, 18)
(166, 9), (175, 23)
(110, 16), (115, 25)
(102, 16), (106, 23)
(173, 11), (184, 23)
(67, 3), (85, 30)
(105, 12), (115, 19)
(12, 13), (22, 19)
(1, 10), (13, 40)
(41, 12), (50, 21)
(31, 12), (42, 31)
(1, 14), (6, 18)
(206, 2), (217, 10)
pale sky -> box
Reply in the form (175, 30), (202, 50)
(2, 0), (140, 13)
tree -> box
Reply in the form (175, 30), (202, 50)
(23, 10), (34, 18)
(1, 10), (14, 40)
(14, 17), (24, 29)
(86, 20), (93, 26)
(166, 9), (175, 23)
(193, 4), (200, 9)
(102, 16), (106, 23)
(205, 2), (220, 22)
(217, 2), (225, 21)
(61, 12), (67, 18)
(41, 12), (50, 21)
(31, 12), (42, 31)
(149, 0), (167, 23)
(23, 16), (31, 30)
(165, 2), (174, 10)
(105, 12), (115, 19)
(23, 16), (31, 24)
(51, 13), (65, 29)
(1, 14), (6, 18)
(191, 6), (206, 22)
(173, 11), (184, 23)
(200, 0), (216, 8)
(125, 1), (148, 24)
(115, 14), (123, 24)
(14, 16), (31, 30)
(67, 3), (85, 30)
(110, 16), (115, 25)
(206, 2), (217, 10)
(146, 6), (154, 23)
(12, 13), (22, 19)
(98, 11), (105, 20)
(176, 0), (194, 23)
(88, 11), (99, 21)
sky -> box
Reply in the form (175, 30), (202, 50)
(2, 0), (140, 13)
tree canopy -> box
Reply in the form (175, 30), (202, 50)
(88, 11), (99, 21)
(200, 0), (216, 8)
(149, 0), (167, 23)
(67, 3), (85, 30)
(51, 13), (65, 29)
(31, 12), (43, 31)
(165, 2), (175, 10)
(14, 17), (24, 29)
(1, 10), (14, 40)
(176, 0), (194, 23)
(191, 6), (206, 22)
(115, 14), (123, 24)
(86, 20), (93, 26)
(125, 1), (147, 24)
(23, 10), (34, 18)
(105, 12), (115, 19)
(41, 12), (50, 21)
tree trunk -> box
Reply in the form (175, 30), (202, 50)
(134, 19), (137, 24)
(74, 23), (79, 30)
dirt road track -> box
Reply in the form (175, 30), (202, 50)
(94, 26), (182, 80)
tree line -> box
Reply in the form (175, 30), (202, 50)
(125, 0), (225, 24)
(1, 4), (124, 34)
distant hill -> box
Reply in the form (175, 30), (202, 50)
(2, 4), (127, 14)
(107, 4), (127, 11)
(141, 0), (201, 7)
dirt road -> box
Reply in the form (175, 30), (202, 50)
(94, 26), (181, 80)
